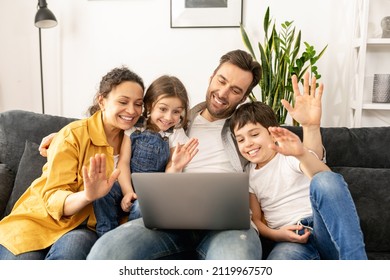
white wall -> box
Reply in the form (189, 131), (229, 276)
(0, 0), (357, 127)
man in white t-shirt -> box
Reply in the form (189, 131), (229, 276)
(86, 49), (324, 260)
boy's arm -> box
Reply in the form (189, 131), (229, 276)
(250, 193), (311, 243)
(268, 127), (330, 178)
(250, 193), (279, 241)
(301, 127), (324, 161)
(297, 148), (330, 178)
(117, 136), (136, 211)
(282, 71), (324, 159)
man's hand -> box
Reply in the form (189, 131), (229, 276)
(38, 132), (57, 157)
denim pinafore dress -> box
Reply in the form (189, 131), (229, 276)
(129, 121), (171, 173)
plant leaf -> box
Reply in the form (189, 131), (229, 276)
(239, 6), (327, 125)
(240, 24), (256, 60)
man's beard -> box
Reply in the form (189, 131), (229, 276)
(205, 92), (238, 120)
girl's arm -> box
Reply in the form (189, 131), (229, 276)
(165, 137), (199, 173)
(117, 135), (137, 211)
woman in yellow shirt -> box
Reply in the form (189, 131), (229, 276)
(0, 66), (145, 259)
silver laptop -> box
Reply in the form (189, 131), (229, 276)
(131, 172), (250, 230)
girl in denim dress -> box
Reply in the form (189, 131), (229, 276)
(94, 75), (199, 237)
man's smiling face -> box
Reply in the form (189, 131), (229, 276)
(202, 62), (253, 121)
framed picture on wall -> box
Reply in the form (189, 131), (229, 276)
(170, 0), (243, 28)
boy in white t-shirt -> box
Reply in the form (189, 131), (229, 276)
(229, 99), (367, 260)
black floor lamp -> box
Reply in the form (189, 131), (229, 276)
(34, 0), (57, 114)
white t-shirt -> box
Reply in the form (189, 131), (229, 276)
(113, 154), (119, 168)
(248, 153), (312, 229)
(124, 127), (189, 149)
(183, 113), (235, 173)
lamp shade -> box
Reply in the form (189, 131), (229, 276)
(34, 0), (57, 29)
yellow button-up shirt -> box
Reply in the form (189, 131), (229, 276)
(0, 111), (115, 255)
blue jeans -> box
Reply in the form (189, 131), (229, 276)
(0, 226), (97, 260)
(87, 218), (262, 260)
(94, 130), (169, 237)
(94, 182), (142, 237)
(267, 171), (367, 260)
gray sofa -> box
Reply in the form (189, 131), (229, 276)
(1, 109), (390, 259)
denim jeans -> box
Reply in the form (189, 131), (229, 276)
(130, 129), (170, 173)
(0, 226), (97, 260)
(267, 171), (367, 260)
(94, 181), (142, 237)
(87, 218), (262, 260)
(94, 130), (168, 237)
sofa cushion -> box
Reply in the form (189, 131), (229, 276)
(0, 110), (76, 174)
(0, 164), (15, 218)
(323, 127), (390, 168)
(4, 140), (47, 216)
(286, 126), (390, 168)
(332, 166), (390, 253)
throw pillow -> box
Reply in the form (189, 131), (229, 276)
(4, 140), (47, 216)
(0, 164), (15, 218)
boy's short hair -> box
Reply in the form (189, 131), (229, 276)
(229, 101), (279, 133)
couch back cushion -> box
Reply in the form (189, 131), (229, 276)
(332, 166), (390, 253)
(321, 127), (390, 168)
(0, 110), (77, 173)
(286, 126), (390, 168)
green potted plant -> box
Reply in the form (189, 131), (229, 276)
(240, 7), (327, 125)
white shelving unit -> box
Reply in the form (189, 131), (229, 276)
(350, 0), (390, 127)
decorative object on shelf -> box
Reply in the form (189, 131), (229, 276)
(240, 7), (327, 125)
(34, 0), (57, 114)
(372, 74), (390, 103)
(381, 16), (390, 38)
(170, 0), (242, 28)
(350, 0), (390, 128)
